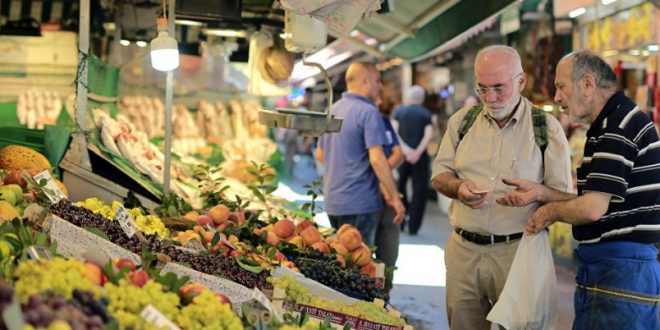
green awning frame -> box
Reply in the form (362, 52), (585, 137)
(387, 0), (516, 59)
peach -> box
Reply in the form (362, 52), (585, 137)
(193, 225), (205, 234)
(351, 245), (372, 267)
(288, 236), (304, 249)
(231, 211), (246, 224)
(301, 227), (322, 246)
(336, 255), (346, 268)
(325, 236), (337, 245)
(179, 283), (205, 300)
(183, 211), (199, 222)
(203, 231), (215, 244)
(196, 215), (213, 227)
(296, 220), (314, 234)
(329, 242), (348, 256)
(360, 262), (377, 278)
(273, 219), (295, 238)
(208, 204), (230, 225)
(310, 242), (330, 254)
(337, 224), (355, 236)
(83, 262), (103, 286)
(338, 229), (362, 251)
(273, 251), (287, 262)
(217, 221), (236, 232)
(266, 231), (281, 246)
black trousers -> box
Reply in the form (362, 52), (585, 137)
(397, 154), (430, 234)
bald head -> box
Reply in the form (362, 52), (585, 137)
(345, 61), (381, 102)
(475, 45), (523, 78)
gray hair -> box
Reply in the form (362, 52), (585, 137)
(564, 50), (616, 90)
(475, 45), (523, 74)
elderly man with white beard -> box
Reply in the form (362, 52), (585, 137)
(431, 45), (573, 329)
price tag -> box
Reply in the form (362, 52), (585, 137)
(141, 304), (181, 330)
(33, 170), (64, 203)
(115, 205), (137, 238)
(2, 301), (24, 330)
(251, 288), (281, 321)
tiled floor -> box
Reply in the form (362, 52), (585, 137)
(279, 155), (576, 330)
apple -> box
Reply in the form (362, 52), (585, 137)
(4, 171), (27, 189)
(128, 270), (149, 287)
(114, 258), (136, 272)
(214, 292), (232, 305)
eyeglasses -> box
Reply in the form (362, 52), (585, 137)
(474, 72), (523, 97)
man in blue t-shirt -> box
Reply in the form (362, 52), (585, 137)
(499, 51), (660, 329)
(316, 62), (405, 245)
(392, 85), (434, 235)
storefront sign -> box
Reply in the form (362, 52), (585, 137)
(581, 2), (657, 52)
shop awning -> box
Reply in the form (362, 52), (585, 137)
(384, 0), (516, 60)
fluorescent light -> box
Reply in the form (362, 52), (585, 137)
(175, 19), (203, 27)
(629, 49), (641, 56)
(569, 7), (586, 18)
(103, 22), (116, 31)
(203, 29), (247, 38)
(602, 50), (618, 57)
(120, 39), (130, 46)
(136, 40), (147, 48)
(602, 0), (617, 4)
(648, 44), (659, 51)
(642, 50), (650, 56)
(543, 105), (554, 112)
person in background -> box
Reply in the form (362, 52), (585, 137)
(392, 85), (433, 235)
(315, 61), (405, 245)
(499, 50), (660, 329)
(431, 45), (572, 329)
(375, 94), (404, 291)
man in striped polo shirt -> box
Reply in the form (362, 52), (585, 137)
(499, 50), (660, 328)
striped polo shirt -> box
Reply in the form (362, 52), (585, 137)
(574, 91), (660, 244)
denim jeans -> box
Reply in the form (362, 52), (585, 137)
(328, 210), (382, 246)
(573, 241), (660, 330)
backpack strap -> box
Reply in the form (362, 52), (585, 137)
(530, 106), (548, 155)
(456, 103), (548, 159)
(457, 103), (484, 141)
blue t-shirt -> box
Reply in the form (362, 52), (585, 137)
(319, 93), (387, 215)
(381, 115), (399, 157)
(393, 104), (432, 148)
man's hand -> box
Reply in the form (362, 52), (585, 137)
(457, 180), (488, 209)
(387, 195), (406, 224)
(496, 178), (542, 207)
(405, 150), (421, 164)
(525, 204), (556, 234)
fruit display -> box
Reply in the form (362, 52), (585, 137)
(76, 198), (170, 239)
(271, 276), (406, 328)
(13, 258), (101, 303)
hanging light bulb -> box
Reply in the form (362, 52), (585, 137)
(150, 17), (179, 71)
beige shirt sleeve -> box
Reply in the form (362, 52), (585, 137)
(543, 113), (573, 193)
(431, 108), (468, 179)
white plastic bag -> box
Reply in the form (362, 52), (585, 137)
(487, 231), (557, 330)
